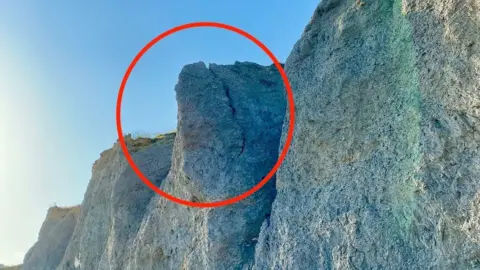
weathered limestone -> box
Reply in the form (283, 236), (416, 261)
(254, 0), (480, 269)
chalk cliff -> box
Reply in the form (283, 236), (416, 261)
(254, 0), (480, 269)
(27, 61), (286, 270)
(125, 62), (286, 269)
(23, 206), (80, 270)
(21, 0), (480, 269)
(56, 134), (176, 270)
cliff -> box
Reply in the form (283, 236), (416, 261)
(56, 133), (176, 270)
(25, 61), (286, 270)
(21, 0), (480, 269)
(125, 62), (285, 269)
(254, 0), (480, 269)
(22, 206), (80, 270)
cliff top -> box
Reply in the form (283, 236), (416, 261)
(125, 131), (176, 152)
(46, 205), (81, 220)
(92, 131), (176, 171)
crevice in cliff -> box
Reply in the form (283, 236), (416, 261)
(240, 136), (246, 155)
(223, 83), (246, 157)
(209, 66), (247, 157)
(223, 84), (238, 119)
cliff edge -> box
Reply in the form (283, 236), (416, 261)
(22, 206), (80, 270)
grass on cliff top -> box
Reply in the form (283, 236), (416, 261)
(126, 131), (176, 152)
(47, 204), (81, 219)
(95, 131), (177, 168)
(154, 130), (176, 139)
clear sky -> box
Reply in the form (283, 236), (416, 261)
(0, 0), (319, 265)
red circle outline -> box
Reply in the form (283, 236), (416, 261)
(116, 22), (295, 208)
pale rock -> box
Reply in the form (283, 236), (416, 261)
(254, 0), (480, 269)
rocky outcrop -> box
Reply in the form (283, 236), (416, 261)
(23, 206), (80, 270)
(254, 0), (480, 269)
(32, 61), (285, 270)
(55, 133), (176, 270)
(125, 62), (286, 269)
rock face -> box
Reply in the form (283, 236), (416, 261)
(254, 0), (480, 269)
(55, 134), (176, 270)
(21, 1), (480, 269)
(26, 61), (285, 270)
(126, 62), (286, 269)
(23, 206), (80, 270)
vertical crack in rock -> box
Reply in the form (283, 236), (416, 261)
(224, 85), (236, 116)
(240, 136), (246, 155)
(223, 84), (246, 156)
(209, 66), (247, 157)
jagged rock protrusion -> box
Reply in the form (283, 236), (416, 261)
(126, 61), (286, 269)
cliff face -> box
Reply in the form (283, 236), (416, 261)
(125, 62), (285, 269)
(254, 0), (480, 269)
(56, 134), (176, 270)
(24, 61), (285, 270)
(22, 206), (80, 270)
(22, 0), (480, 269)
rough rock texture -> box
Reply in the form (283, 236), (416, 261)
(22, 206), (80, 270)
(56, 134), (175, 270)
(21, 1), (480, 268)
(254, 0), (480, 269)
(126, 62), (286, 269)
(26, 61), (285, 270)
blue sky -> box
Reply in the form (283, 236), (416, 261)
(0, 0), (318, 265)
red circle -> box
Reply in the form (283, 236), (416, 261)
(116, 22), (295, 208)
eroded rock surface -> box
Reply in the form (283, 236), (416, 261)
(56, 134), (175, 270)
(254, 0), (480, 269)
(126, 62), (286, 270)
(23, 206), (80, 270)
(28, 61), (285, 270)
(20, 1), (480, 268)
